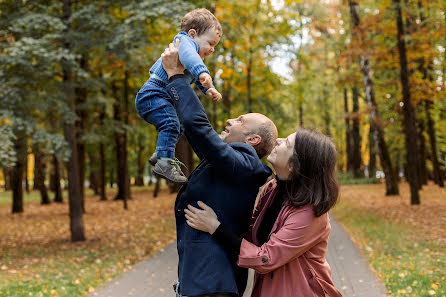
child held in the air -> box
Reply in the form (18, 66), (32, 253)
(135, 8), (222, 184)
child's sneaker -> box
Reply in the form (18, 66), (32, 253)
(152, 158), (188, 184)
(149, 152), (158, 166)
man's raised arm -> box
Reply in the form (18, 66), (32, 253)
(161, 41), (259, 176)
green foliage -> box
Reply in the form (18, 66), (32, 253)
(0, 112), (16, 167)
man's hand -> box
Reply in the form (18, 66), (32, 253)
(206, 88), (222, 101)
(199, 72), (213, 88)
(161, 39), (185, 78)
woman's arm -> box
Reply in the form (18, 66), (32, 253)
(185, 202), (328, 275)
(238, 206), (328, 274)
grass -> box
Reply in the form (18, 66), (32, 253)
(0, 190), (41, 205)
(0, 186), (176, 297)
(332, 183), (446, 297)
(337, 172), (381, 185)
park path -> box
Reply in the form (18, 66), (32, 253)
(89, 216), (388, 297)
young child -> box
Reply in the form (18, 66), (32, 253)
(135, 8), (222, 184)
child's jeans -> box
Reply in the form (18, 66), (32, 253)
(135, 78), (183, 159)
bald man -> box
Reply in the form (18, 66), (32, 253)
(162, 40), (278, 297)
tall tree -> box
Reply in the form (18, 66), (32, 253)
(368, 119), (376, 177)
(51, 154), (63, 203)
(62, 0), (86, 241)
(98, 107), (107, 201)
(74, 54), (89, 212)
(425, 101), (444, 187)
(351, 86), (362, 177)
(11, 127), (26, 213)
(344, 88), (353, 171)
(417, 115), (428, 186)
(33, 143), (50, 205)
(393, 0), (420, 204)
(349, 0), (399, 195)
(112, 80), (130, 209)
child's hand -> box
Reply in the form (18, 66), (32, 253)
(206, 88), (222, 101)
(199, 73), (212, 88)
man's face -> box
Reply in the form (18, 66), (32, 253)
(220, 113), (261, 143)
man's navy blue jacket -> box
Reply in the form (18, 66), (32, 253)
(166, 78), (272, 296)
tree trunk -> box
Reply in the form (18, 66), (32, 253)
(24, 154), (29, 193)
(344, 88), (352, 172)
(89, 169), (99, 195)
(62, 0), (85, 242)
(212, 100), (218, 129)
(425, 100), (444, 187)
(351, 86), (362, 177)
(135, 133), (145, 186)
(99, 108), (107, 200)
(148, 168), (153, 186)
(99, 141), (107, 200)
(109, 162), (114, 188)
(322, 95), (331, 136)
(3, 167), (11, 191)
(169, 135), (194, 193)
(33, 144), (50, 205)
(247, 50), (253, 113)
(368, 119), (376, 178)
(322, 46), (331, 137)
(52, 154), (63, 203)
(349, 0), (399, 195)
(75, 54), (89, 213)
(299, 102), (304, 128)
(33, 151), (40, 191)
(153, 178), (161, 198)
(112, 74), (130, 209)
(415, 0), (443, 187)
(394, 0), (420, 204)
(221, 51), (234, 126)
(11, 128), (26, 213)
(222, 80), (231, 124)
(417, 116), (428, 186)
(88, 149), (100, 195)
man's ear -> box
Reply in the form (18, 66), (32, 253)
(187, 29), (197, 38)
(246, 134), (262, 147)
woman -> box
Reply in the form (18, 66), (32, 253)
(184, 128), (342, 297)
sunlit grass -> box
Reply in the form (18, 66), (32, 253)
(332, 184), (445, 297)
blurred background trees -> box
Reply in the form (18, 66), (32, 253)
(0, 0), (444, 241)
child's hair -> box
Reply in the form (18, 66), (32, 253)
(181, 8), (222, 36)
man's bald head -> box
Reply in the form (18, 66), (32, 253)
(220, 113), (278, 158)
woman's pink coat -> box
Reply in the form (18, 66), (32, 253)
(238, 179), (342, 297)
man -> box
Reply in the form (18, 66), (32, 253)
(162, 40), (278, 297)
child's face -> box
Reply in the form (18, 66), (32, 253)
(190, 27), (221, 60)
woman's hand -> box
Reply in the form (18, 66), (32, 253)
(184, 201), (221, 234)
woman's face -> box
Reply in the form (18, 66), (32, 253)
(267, 132), (296, 180)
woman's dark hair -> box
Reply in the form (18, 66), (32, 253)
(284, 128), (339, 217)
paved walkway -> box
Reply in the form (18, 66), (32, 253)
(90, 216), (388, 297)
